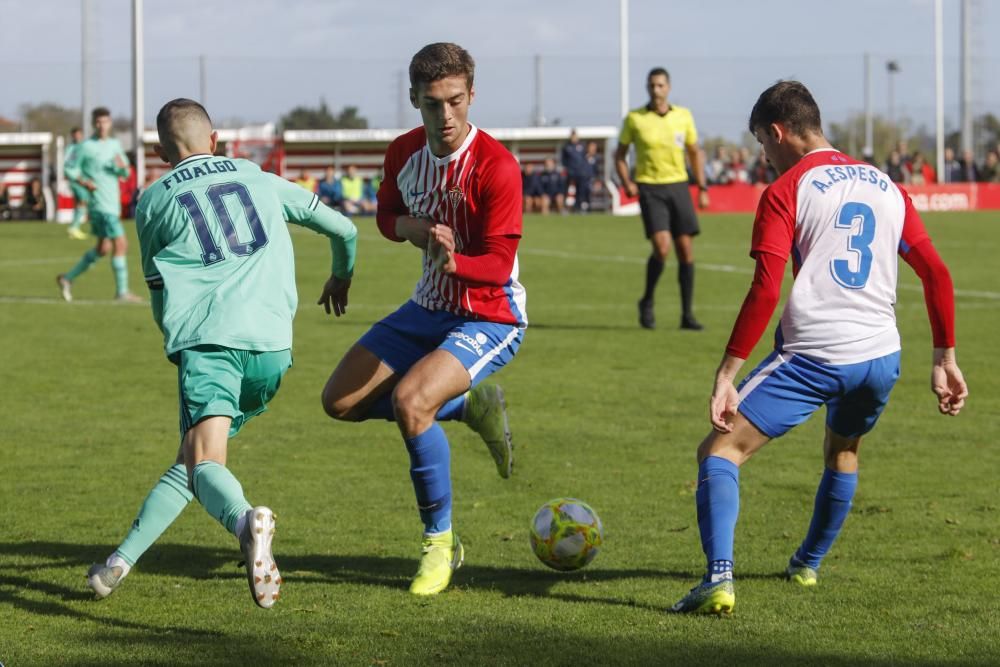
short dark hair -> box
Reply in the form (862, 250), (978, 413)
(91, 107), (111, 123)
(748, 80), (822, 137)
(156, 98), (212, 153)
(647, 67), (670, 83)
(70, 126), (81, 134)
(409, 42), (475, 90)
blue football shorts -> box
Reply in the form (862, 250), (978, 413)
(737, 349), (901, 439)
(359, 300), (524, 386)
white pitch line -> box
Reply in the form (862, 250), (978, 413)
(0, 257), (82, 267)
(0, 295), (146, 306)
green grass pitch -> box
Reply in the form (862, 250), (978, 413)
(0, 212), (997, 666)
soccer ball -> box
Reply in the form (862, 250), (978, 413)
(529, 498), (603, 571)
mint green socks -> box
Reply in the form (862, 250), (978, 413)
(115, 464), (193, 566)
(190, 461), (253, 535)
(65, 248), (99, 281)
(69, 206), (85, 231)
(111, 255), (129, 295)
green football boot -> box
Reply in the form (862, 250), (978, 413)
(786, 557), (818, 587)
(409, 530), (464, 596)
(464, 384), (513, 479)
(670, 578), (735, 615)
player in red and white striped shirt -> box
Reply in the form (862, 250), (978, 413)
(672, 81), (968, 615)
(320, 43), (526, 596)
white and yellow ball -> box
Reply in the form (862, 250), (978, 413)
(529, 498), (603, 571)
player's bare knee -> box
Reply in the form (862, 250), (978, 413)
(391, 383), (434, 433)
(321, 386), (357, 421)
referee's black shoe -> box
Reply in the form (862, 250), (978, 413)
(638, 298), (655, 329)
(680, 314), (704, 331)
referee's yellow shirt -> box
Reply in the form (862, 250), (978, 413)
(619, 104), (698, 185)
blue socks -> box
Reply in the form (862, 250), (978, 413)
(361, 392), (467, 422)
(65, 248), (99, 281)
(696, 456), (740, 581)
(404, 423), (452, 534)
(794, 468), (858, 569)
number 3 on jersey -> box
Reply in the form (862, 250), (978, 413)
(177, 183), (269, 266)
(830, 201), (876, 289)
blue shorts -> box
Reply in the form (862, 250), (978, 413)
(359, 300), (523, 386)
(737, 350), (901, 439)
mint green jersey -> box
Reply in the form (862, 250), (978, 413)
(63, 141), (81, 177)
(63, 135), (129, 216)
(136, 154), (357, 359)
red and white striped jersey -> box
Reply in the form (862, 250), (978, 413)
(751, 148), (930, 364)
(377, 124), (527, 326)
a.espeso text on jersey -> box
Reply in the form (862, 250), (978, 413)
(377, 124), (527, 326)
(751, 149), (930, 364)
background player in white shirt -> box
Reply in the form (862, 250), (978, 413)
(672, 81), (968, 615)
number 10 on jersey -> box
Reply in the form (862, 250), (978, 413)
(177, 182), (269, 266)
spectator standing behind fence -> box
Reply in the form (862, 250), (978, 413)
(749, 148), (777, 184)
(941, 148), (962, 183)
(958, 149), (980, 182)
(522, 162), (543, 213)
(0, 182), (11, 221)
(561, 129), (590, 212)
(707, 146), (730, 185)
(294, 169), (317, 192)
(318, 166), (343, 209)
(23, 178), (46, 220)
(340, 165), (375, 215)
(538, 157), (566, 215)
(884, 150), (908, 183)
(908, 152), (936, 186)
(980, 151), (1000, 183)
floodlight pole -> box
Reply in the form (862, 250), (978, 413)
(959, 0), (972, 154)
(619, 0), (629, 120)
(863, 53), (873, 158)
(132, 0), (145, 190)
(934, 0), (944, 180)
(81, 0), (94, 131)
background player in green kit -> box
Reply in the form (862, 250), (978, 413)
(58, 107), (142, 302)
(86, 98), (357, 609)
(64, 127), (90, 240)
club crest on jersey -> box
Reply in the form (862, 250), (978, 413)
(448, 186), (464, 210)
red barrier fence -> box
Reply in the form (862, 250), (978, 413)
(615, 182), (1000, 215)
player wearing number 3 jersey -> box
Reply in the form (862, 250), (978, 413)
(671, 81), (968, 615)
(86, 99), (357, 608)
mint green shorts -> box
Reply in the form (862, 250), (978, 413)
(90, 210), (124, 239)
(177, 345), (292, 438)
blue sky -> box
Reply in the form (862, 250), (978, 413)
(2, 0), (998, 140)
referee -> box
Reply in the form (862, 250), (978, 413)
(616, 67), (709, 330)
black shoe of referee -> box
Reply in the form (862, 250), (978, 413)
(638, 298), (655, 329)
(680, 314), (704, 331)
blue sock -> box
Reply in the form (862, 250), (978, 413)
(111, 255), (129, 295)
(362, 392), (466, 422)
(794, 468), (858, 569)
(65, 248), (99, 281)
(404, 423), (452, 534)
(696, 456), (740, 581)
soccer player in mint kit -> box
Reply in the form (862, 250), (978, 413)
(86, 98), (357, 608)
(671, 81), (968, 615)
(58, 107), (142, 302)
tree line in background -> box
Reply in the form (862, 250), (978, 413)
(4, 101), (999, 166)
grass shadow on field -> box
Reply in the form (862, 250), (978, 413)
(0, 540), (785, 619)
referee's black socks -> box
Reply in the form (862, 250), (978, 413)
(643, 255), (665, 302)
(678, 262), (695, 317)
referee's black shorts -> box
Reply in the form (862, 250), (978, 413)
(637, 182), (700, 239)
